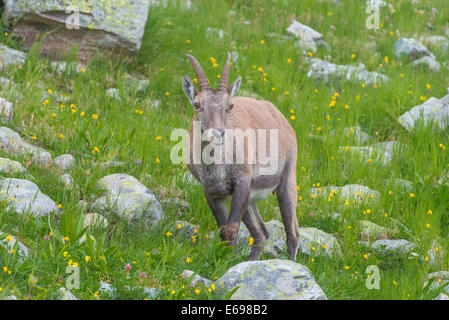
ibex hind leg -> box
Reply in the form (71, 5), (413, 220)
(276, 161), (299, 261)
(242, 202), (269, 261)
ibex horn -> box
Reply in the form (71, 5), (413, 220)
(186, 54), (209, 90)
(218, 52), (231, 91)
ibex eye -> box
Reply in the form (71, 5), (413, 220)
(228, 103), (234, 111)
(193, 102), (201, 109)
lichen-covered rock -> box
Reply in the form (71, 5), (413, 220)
(123, 75), (149, 93)
(339, 141), (405, 166)
(360, 239), (416, 255)
(433, 293), (449, 300)
(106, 88), (121, 100)
(0, 232), (29, 263)
(398, 93), (449, 131)
(0, 126), (52, 166)
(0, 44), (26, 69)
(53, 154), (75, 171)
(160, 198), (189, 210)
(0, 157), (26, 175)
(311, 184), (380, 202)
(305, 58), (389, 86)
(92, 174), (164, 226)
(0, 178), (59, 217)
(359, 220), (397, 241)
(216, 259), (327, 300)
(297, 227), (342, 257)
(4, 0), (151, 62)
(174, 220), (199, 240)
(394, 37), (435, 60)
(0, 97), (13, 123)
(238, 220), (288, 257)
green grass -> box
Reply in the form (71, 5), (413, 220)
(0, 0), (449, 299)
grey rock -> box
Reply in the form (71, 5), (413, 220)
(0, 157), (26, 174)
(53, 154), (75, 171)
(160, 198), (189, 210)
(0, 44), (26, 69)
(385, 178), (413, 193)
(1, 295), (17, 300)
(84, 213), (108, 228)
(181, 270), (213, 288)
(0, 97), (13, 123)
(216, 259), (327, 300)
(174, 220), (199, 240)
(421, 36), (449, 52)
(0, 232), (29, 262)
(359, 220), (397, 241)
(50, 61), (85, 74)
(59, 287), (77, 300)
(424, 271), (449, 295)
(305, 58), (389, 86)
(238, 220), (341, 258)
(4, 0), (150, 61)
(92, 173), (164, 226)
(287, 20), (323, 42)
(59, 173), (74, 189)
(339, 141), (405, 166)
(0, 178), (59, 217)
(413, 56), (440, 72)
(361, 239), (416, 255)
(433, 293), (449, 300)
(398, 93), (449, 131)
(0, 126), (52, 165)
(206, 27), (225, 40)
(106, 88), (121, 100)
(298, 227), (342, 257)
(394, 37), (435, 60)
(311, 184), (380, 202)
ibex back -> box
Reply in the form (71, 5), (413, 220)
(182, 53), (299, 260)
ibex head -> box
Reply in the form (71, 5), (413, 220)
(182, 52), (241, 145)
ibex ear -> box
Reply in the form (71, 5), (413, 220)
(228, 77), (241, 97)
(182, 75), (197, 104)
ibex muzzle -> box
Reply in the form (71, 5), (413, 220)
(182, 52), (299, 261)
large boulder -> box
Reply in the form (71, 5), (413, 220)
(0, 178), (59, 217)
(216, 259), (327, 300)
(398, 93), (449, 131)
(92, 174), (164, 226)
(0, 126), (52, 166)
(4, 0), (151, 62)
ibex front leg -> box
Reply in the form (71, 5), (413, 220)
(220, 177), (251, 248)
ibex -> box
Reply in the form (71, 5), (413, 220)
(182, 53), (299, 260)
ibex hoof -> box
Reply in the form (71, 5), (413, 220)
(220, 223), (239, 246)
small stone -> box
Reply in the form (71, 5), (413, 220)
(84, 213), (108, 228)
(413, 56), (440, 72)
(59, 173), (74, 189)
(53, 154), (75, 171)
(59, 287), (77, 300)
(181, 270), (212, 288)
(0, 97), (13, 123)
(395, 37), (435, 60)
(359, 220), (397, 241)
(0, 157), (26, 174)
